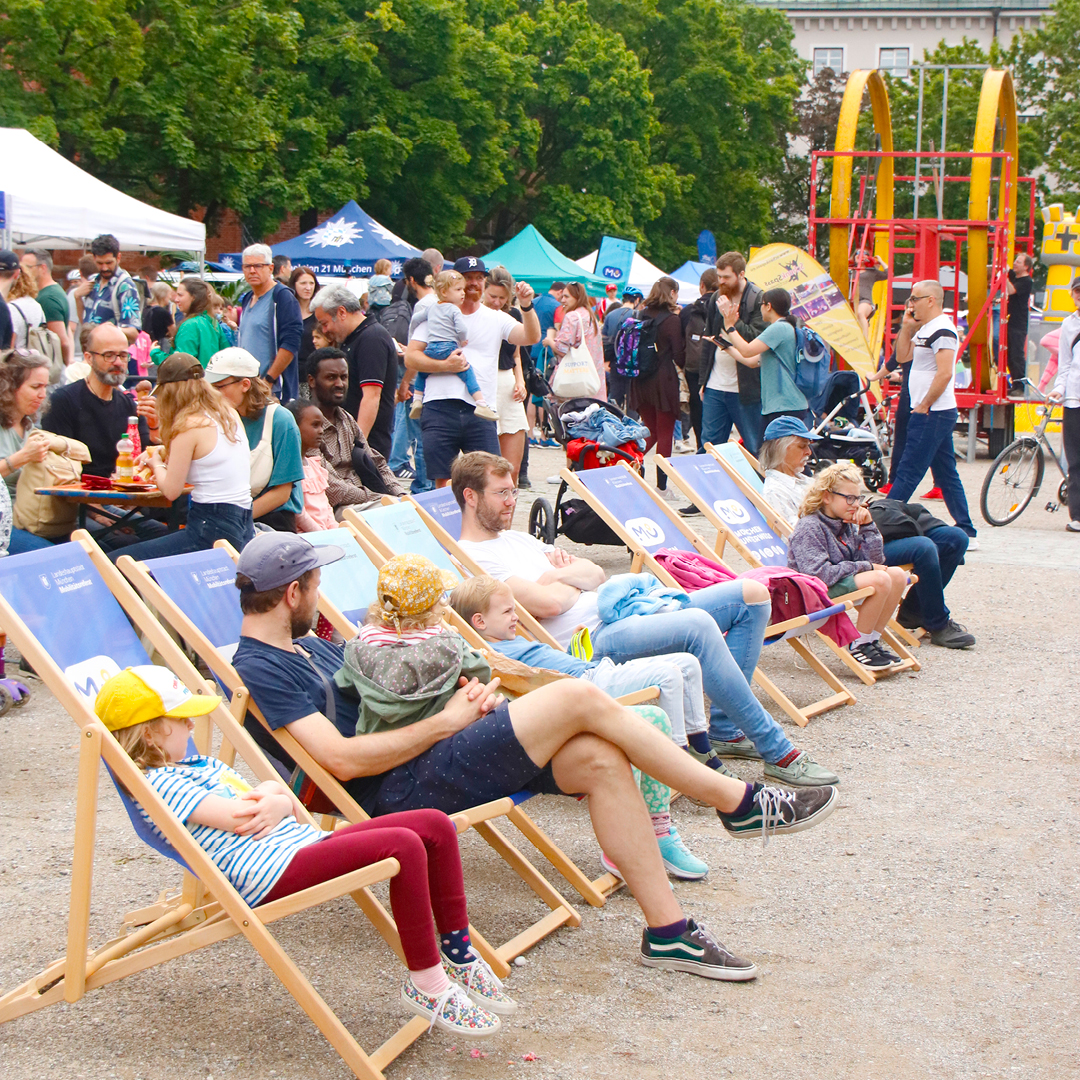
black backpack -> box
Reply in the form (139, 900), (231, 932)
(373, 297), (412, 346)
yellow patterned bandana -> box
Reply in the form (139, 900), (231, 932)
(377, 554), (456, 621)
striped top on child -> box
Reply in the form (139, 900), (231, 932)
(141, 756), (325, 905)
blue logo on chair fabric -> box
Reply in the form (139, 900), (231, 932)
(712, 499), (752, 525)
(624, 517), (665, 549)
(64, 655), (122, 703)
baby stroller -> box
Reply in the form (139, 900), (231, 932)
(527, 396), (647, 545)
(809, 370), (888, 491)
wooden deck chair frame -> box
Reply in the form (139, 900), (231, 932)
(336, 507), (644, 906)
(117, 542), (612, 976)
(0, 532), (431, 1079)
(702, 443), (925, 657)
(560, 461), (877, 728)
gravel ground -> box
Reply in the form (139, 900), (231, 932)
(1, 439), (1078, 1080)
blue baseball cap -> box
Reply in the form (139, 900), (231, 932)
(762, 415), (822, 442)
(453, 256), (487, 275)
(235, 532), (344, 592)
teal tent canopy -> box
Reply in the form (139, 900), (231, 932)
(485, 225), (610, 297)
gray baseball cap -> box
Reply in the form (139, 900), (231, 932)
(235, 532), (344, 592)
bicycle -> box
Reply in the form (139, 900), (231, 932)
(979, 382), (1070, 525)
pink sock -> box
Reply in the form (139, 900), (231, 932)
(651, 811), (671, 838)
(410, 962), (450, 997)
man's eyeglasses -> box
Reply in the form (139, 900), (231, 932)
(489, 487), (519, 503)
(830, 491), (867, 507)
(242, 263), (271, 271)
(86, 350), (131, 363)
(909, 293), (932, 303)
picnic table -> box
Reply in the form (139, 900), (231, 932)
(34, 484), (192, 542)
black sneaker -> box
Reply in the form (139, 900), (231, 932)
(678, 504), (702, 516)
(929, 619), (976, 649)
(393, 464), (416, 481)
(518, 475), (532, 490)
(847, 641), (894, 671)
(640, 918), (757, 981)
(867, 640), (904, 666)
(717, 782), (837, 842)
(895, 606), (923, 631)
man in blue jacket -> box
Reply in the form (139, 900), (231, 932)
(238, 243), (303, 401)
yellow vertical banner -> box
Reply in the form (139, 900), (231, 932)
(746, 243), (877, 378)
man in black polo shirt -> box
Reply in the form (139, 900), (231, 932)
(1006, 252), (1034, 397)
(311, 282), (398, 459)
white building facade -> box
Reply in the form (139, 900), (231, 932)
(750, 0), (1049, 78)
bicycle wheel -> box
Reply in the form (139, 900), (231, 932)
(980, 437), (1044, 525)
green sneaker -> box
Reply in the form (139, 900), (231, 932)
(710, 736), (763, 761)
(640, 917), (757, 981)
(717, 782), (837, 845)
(763, 751), (839, 787)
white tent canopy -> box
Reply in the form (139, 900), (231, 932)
(575, 248), (698, 305)
(0, 128), (205, 255)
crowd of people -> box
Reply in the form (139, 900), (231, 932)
(1, 229), (1061, 1050)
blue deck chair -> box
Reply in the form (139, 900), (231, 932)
(0, 534), (419, 1079)
(117, 543), (592, 969)
(409, 485), (464, 540)
(561, 462), (873, 727)
(707, 440), (766, 494)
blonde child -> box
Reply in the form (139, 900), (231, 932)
(787, 461), (909, 671)
(334, 554), (492, 735)
(285, 400), (335, 531)
(408, 271), (497, 422)
(367, 258), (394, 311)
(209, 289), (239, 347)
(97, 664), (514, 1035)
(450, 575), (711, 880)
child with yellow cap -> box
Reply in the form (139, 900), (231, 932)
(334, 554), (493, 736)
(97, 665), (515, 1036)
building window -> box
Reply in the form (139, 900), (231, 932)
(879, 48), (910, 78)
(813, 47), (844, 76)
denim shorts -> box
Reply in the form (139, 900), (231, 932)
(368, 701), (560, 816)
(419, 398), (500, 480)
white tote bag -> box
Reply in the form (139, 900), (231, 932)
(550, 339), (601, 399)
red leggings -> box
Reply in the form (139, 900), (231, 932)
(259, 809), (467, 971)
(635, 403), (677, 485)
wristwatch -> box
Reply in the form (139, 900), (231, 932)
(520, 302), (534, 312)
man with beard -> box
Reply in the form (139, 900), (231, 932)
(71, 234), (142, 344)
(306, 347), (404, 514)
(405, 257), (540, 487)
(698, 252), (765, 454)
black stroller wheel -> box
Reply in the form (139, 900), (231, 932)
(529, 497), (556, 544)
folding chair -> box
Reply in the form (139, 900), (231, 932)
(117, 542), (610, 973)
(0, 535), (429, 1079)
(560, 461), (881, 727)
(703, 442), (925, 654)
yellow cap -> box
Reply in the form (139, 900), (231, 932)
(95, 666), (221, 732)
(376, 554), (457, 618)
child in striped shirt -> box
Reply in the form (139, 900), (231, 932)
(96, 665), (515, 1036)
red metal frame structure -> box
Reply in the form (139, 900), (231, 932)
(809, 148), (1037, 454)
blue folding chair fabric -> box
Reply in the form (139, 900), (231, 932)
(710, 442), (764, 493)
(571, 466), (696, 555)
(664, 455), (788, 567)
(304, 528), (381, 624)
(357, 502), (463, 581)
(143, 548), (243, 654)
(408, 487), (464, 541)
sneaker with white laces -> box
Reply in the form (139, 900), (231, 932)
(640, 917), (757, 981)
(763, 750), (840, 787)
(717, 782), (838, 845)
(442, 953), (518, 1015)
(657, 826), (709, 879)
(400, 978), (502, 1036)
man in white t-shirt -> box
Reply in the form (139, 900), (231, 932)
(890, 281), (977, 544)
(405, 257), (540, 485)
(453, 451), (840, 788)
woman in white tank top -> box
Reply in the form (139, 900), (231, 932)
(108, 353), (255, 563)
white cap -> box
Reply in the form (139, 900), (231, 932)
(205, 347), (260, 383)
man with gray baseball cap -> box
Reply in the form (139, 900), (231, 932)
(232, 531), (838, 984)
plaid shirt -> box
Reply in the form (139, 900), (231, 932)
(83, 267), (141, 329)
(319, 407), (404, 508)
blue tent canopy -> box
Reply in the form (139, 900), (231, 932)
(670, 259), (716, 290)
(263, 201), (421, 277)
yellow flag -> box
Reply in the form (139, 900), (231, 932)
(745, 244), (876, 378)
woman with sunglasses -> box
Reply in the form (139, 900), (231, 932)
(787, 462), (909, 671)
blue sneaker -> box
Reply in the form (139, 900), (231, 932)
(658, 827), (709, 879)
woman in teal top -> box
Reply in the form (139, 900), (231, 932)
(150, 277), (229, 368)
(720, 287), (808, 426)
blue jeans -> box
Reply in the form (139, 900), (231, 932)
(419, 399), (499, 481)
(591, 581), (792, 763)
(888, 408), (976, 536)
(108, 502), (254, 563)
(8, 527), (53, 554)
(416, 343), (482, 399)
(701, 388), (763, 455)
(883, 526), (968, 632)
(388, 400), (432, 492)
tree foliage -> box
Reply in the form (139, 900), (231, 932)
(0, 0), (806, 259)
